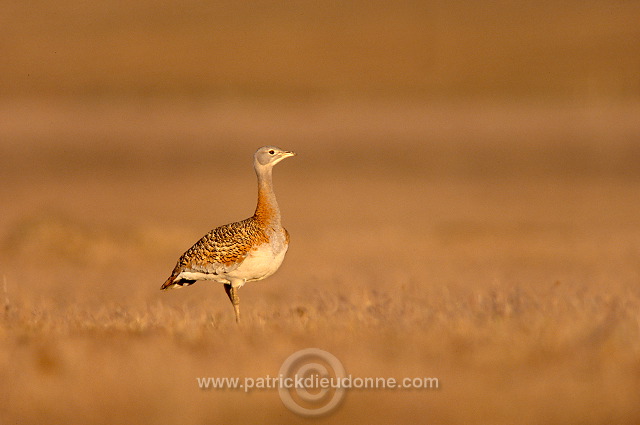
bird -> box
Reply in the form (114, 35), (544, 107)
(160, 146), (296, 322)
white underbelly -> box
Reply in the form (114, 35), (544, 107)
(229, 244), (287, 282)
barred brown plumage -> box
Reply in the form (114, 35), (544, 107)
(160, 146), (296, 323)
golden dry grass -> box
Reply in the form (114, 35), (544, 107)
(1, 99), (640, 424)
(2, 1), (640, 422)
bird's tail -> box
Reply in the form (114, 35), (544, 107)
(160, 276), (177, 290)
(160, 275), (195, 290)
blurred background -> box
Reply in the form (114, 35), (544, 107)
(2, 0), (640, 99)
(1, 0), (639, 183)
(2, 1), (640, 424)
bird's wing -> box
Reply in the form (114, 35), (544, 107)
(161, 218), (268, 289)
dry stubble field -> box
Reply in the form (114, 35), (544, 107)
(1, 99), (640, 424)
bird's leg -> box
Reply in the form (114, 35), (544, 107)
(224, 283), (240, 323)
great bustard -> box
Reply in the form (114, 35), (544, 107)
(161, 146), (295, 322)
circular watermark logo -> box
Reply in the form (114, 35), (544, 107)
(278, 348), (346, 417)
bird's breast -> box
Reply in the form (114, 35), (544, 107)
(229, 240), (288, 282)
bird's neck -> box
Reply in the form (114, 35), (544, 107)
(254, 166), (281, 226)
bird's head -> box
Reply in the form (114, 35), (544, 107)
(254, 146), (296, 168)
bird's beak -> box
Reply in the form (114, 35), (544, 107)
(282, 150), (296, 158)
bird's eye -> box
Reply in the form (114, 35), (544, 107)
(269, 150), (275, 155)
